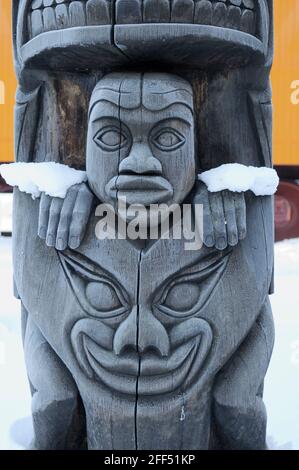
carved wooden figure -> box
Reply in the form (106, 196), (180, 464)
(12, 1), (274, 450)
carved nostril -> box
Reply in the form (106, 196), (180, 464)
(117, 344), (138, 356)
(113, 307), (170, 358)
(119, 154), (162, 175)
(138, 310), (170, 358)
(138, 345), (169, 358)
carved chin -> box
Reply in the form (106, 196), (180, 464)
(71, 317), (213, 396)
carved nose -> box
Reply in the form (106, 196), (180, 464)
(119, 146), (162, 176)
(113, 306), (170, 357)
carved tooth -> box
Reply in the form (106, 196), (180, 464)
(213, 2), (227, 27)
(31, 9), (44, 38)
(143, 0), (170, 23)
(43, 7), (57, 32)
(31, 0), (43, 9)
(240, 9), (255, 34)
(194, 0), (213, 25)
(43, 0), (55, 6)
(242, 0), (255, 9)
(226, 5), (241, 30)
(55, 4), (70, 29)
(115, 0), (142, 25)
(171, 0), (194, 23)
(86, 0), (112, 25)
(69, 1), (87, 27)
(229, 0), (242, 6)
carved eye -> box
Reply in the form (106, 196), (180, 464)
(94, 126), (127, 151)
(58, 252), (130, 320)
(86, 281), (122, 312)
(153, 250), (232, 320)
(163, 282), (200, 312)
(151, 128), (185, 151)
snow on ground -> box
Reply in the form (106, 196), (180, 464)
(0, 235), (298, 450)
(0, 236), (32, 450)
(264, 238), (299, 450)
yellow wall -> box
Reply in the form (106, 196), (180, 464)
(0, 1), (298, 166)
(272, 0), (299, 166)
(0, 0), (16, 163)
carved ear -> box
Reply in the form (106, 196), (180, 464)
(153, 249), (231, 320)
(58, 250), (130, 321)
(15, 86), (41, 162)
(248, 91), (272, 168)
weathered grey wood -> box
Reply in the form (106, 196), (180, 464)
(15, 0), (269, 71)
(12, 0), (275, 450)
(143, 0), (170, 23)
(86, 0), (112, 25)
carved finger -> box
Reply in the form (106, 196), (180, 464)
(69, 184), (94, 249)
(193, 182), (215, 247)
(222, 190), (238, 247)
(38, 193), (51, 240)
(55, 185), (79, 251)
(46, 198), (64, 247)
(234, 193), (247, 240)
(209, 192), (228, 250)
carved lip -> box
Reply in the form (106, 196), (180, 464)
(105, 175), (174, 206)
(82, 326), (212, 396)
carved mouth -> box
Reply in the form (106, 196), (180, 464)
(28, 0), (112, 39)
(71, 317), (213, 396)
(27, 0), (258, 40)
(105, 175), (174, 206)
(18, 0), (269, 70)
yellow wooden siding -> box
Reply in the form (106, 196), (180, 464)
(272, 0), (299, 166)
(0, 0), (16, 163)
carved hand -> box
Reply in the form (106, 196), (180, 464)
(38, 183), (94, 251)
(193, 181), (247, 250)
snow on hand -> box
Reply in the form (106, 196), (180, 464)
(0, 162), (279, 199)
(198, 164), (279, 196)
(0, 162), (87, 199)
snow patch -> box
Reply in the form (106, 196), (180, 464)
(0, 162), (87, 199)
(198, 164), (279, 196)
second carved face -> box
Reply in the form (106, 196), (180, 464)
(86, 72), (196, 210)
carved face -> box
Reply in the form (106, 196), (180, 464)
(59, 228), (230, 397)
(86, 73), (196, 210)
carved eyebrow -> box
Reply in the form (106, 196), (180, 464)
(90, 115), (120, 124)
(89, 103), (194, 120)
(143, 102), (194, 114)
(150, 89), (193, 97)
(89, 100), (142, 120)
(93, 88), (131, 95)
(89, 99), (194, 119)
(151, 117), (192, 127)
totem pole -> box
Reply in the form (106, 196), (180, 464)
(11, 0), (275, 450)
